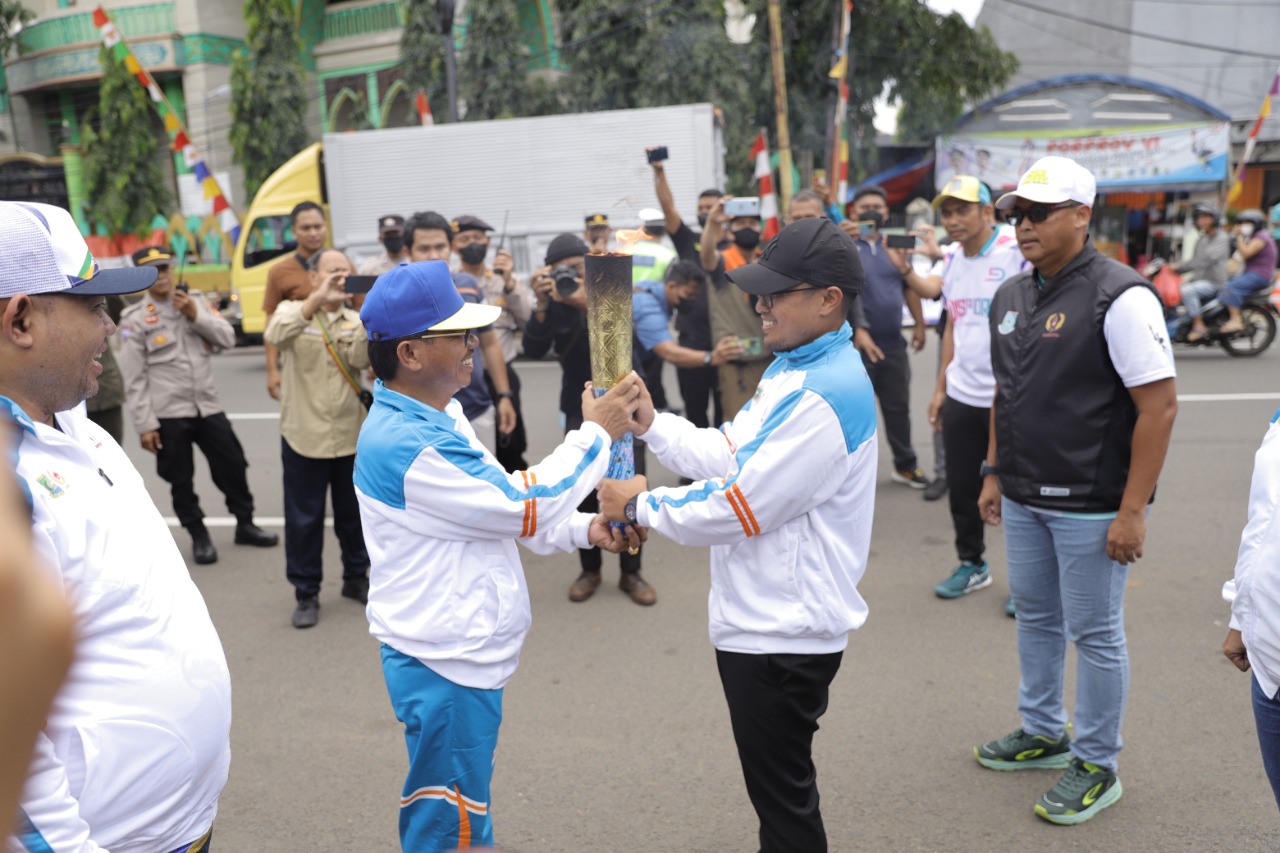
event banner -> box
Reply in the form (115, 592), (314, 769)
(935, 123), (1230, 190)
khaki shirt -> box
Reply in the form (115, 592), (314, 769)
(473, 268), (533, 364)
(118, 296), (237, 434)
(264, 301), (369, 459)
(358, 252), (406, 277)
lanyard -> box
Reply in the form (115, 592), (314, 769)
(314, 314), (364, 400)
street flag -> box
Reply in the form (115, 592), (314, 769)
(416, 89), (434, 127)
(829, 0), (853, 208)
(1228, 66), (1280, 206)
(751, 131), (781, 240)
(92, 5), (240, 248)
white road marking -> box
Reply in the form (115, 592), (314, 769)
(164, 516), (331, 528)
(1176, 393), (1280, 403)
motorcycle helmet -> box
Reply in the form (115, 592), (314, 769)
(1191, 203), (1220, 225)
(1237, 208), (1267, 227)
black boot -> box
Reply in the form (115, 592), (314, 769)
(234, 518), (279, 547)
(188, 523), (218, 565)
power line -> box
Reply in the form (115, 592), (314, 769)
(992, 0), (1280, 61)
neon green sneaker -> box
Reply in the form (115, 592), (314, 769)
(974, 728), (1072, 771)
(1034, 757), (1122, 825)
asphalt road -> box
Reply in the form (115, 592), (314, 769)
(116, 335), (1280, 852)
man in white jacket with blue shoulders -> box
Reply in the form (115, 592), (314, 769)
(352, 260), (643, 853)
(0, 202), (231, 853)
(600, 216), (877, 853)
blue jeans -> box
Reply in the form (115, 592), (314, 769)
(1220, 270), (1270, 308)
(1252, 675), (1280, 809)
(1180, 279), (1218, 318)
(1002, 498), (1129, 770)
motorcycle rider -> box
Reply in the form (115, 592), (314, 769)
(1177, 204), (1231, 342)
(1219, 209), (1277, 335)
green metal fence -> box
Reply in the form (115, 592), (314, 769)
(17, 3), (176, 56)
(322, 1), (405, 42)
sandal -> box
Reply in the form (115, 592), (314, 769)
(1217, 320), (1246, 335)
(1186, 328), (1209, 343)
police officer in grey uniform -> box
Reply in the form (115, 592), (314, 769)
(119, 246), (277, 565)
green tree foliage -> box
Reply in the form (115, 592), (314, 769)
(0, 1), (34, 62)
(230, 0), (309, 200)
(553, 0), (760, 190)
(459, 0), (534, 120)
(745, 0), (1017, 178)
(401, 0), (446, 121)
(81, 47), (169, 236)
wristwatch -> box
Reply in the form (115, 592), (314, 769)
(624, 495), (639, 524)
(702, 351), (714, 366)
(496, 391), (515, 400)
(980, 462), (999, 477)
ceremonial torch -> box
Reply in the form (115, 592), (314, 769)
(583, 248), (637, 549)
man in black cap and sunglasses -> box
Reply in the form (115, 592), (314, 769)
(600, 217), (878, 853)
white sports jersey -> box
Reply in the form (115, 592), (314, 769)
(935, 229), (1027, 408)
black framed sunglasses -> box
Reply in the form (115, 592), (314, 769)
(1006, 201), (1080, 227)
(759, 285), (827, 309)
(416, 329), (478, 346)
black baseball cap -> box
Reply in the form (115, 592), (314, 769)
(727, 217), (864, 297)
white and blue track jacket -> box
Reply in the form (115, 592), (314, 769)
(5, 399), (230, 853)
(354, 382), (611, 690)
(635, 323), (878, 655)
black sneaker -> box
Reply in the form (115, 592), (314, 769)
(341, 576), (369, 605)
(923, 478), (948, 501)
(891, 467), (930, 489)
(292, 596), (319, 629)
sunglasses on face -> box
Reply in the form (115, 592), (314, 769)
(1006, 202), (1079, 227)
(758, 285), (827, 309)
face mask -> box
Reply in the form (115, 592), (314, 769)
(1240, 223), (1256, 238)
(858, 211), (885, 230)
(458, 242), (489, 265)
(697, 213), (709, 228)
(732, 228), (761, 250)
(382, 235), (405, 255)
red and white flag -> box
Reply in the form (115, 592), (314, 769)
(416, 89), (434, 127)
(750, 131), (781, 240)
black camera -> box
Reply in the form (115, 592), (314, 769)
(551, 264), (580, 297)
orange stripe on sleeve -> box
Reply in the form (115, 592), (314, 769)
(725, 487), (752, 537)
(732, 484), (760, 536)
(528, 472), (538, 536)
(518, 471), (531, 537)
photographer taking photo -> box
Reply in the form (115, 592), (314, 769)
(523, 234), (658, 606)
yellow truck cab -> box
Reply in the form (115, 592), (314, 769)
(231, 142), (328, 337)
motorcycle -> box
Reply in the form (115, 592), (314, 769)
(1144, 258), (1278, 357)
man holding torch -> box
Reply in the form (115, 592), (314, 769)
(599, 217), (877, 853)
(353, 260), (644, 853)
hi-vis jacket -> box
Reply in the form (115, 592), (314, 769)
(354, 382), (610, 690)
(635, 324), (878, 654)
(5, 400), (231, 853)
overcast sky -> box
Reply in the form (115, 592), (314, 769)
(874, 0), (987, 133)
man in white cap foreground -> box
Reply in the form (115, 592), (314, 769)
(352, 260), (644, 853)
(599, 217), (877, 853)
(0, 202), (231, 852)
(974, 156), (1178, 825)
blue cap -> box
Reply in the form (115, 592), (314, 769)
(360, 260), (499, 341)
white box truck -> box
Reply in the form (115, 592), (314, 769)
(231, 103), (725, 335)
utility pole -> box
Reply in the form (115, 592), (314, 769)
(439, 0), (459, 122)
(767, 0), (794, 211)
